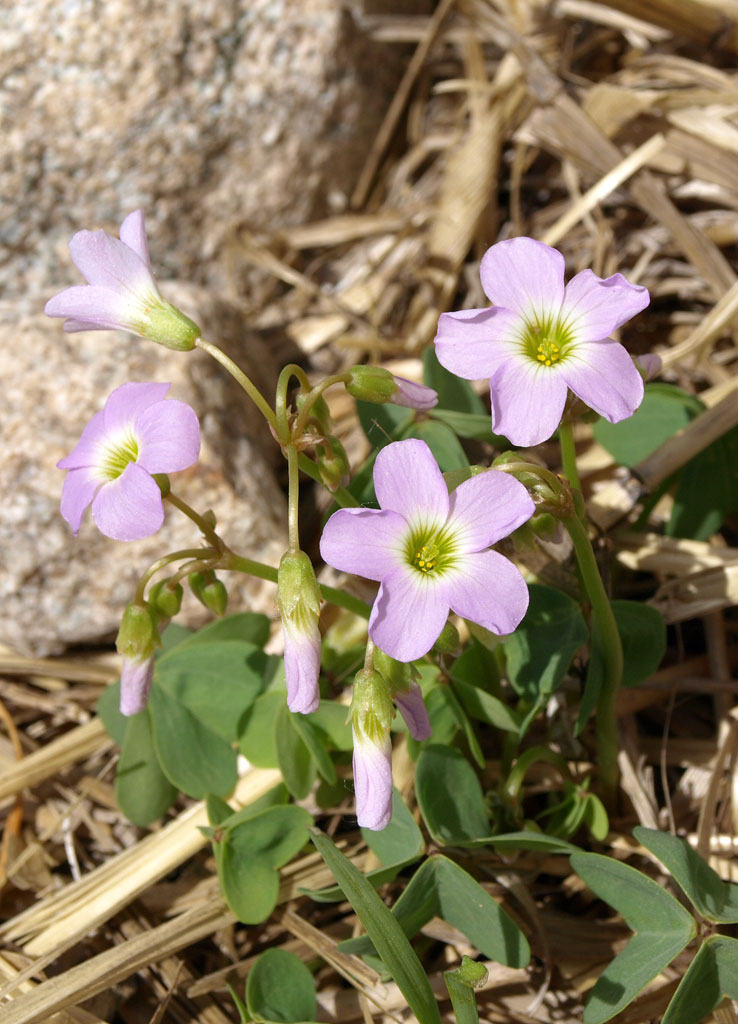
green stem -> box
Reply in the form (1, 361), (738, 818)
(559, 421), (587, 522)
(195, 338), (277, 431)
(134, 548), (217, 605)
(275, 364), (311, 444)
(222, 552), (370, 619)
(563, 512), (623, 807)
(297, 453), (360, 508)
(292, 373), (351, 436)
(165, 491), (223, 549)
(286, 444), (300, 552)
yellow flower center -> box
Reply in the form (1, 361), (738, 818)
(100, 432), (140, 480)
(406, 527), (457, 576)
(413, 542), (440, 573)
(522, 317), (573, 368)
(536, 338), (561, 366)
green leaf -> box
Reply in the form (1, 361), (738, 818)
(301, 857), (420, 903)
(115, 710), (177, 826)
(429, 408), (501, 442)
(407, 685), (459, 759)
(275, 704), (316, 800)
(156, 641), (264, 742)
(217, 806), (312, 924)
(669, 423), (738, 540)
(593, 383), (703, 467)
(206, 793), (234, 827)
(341, 855), (530, 969)
(311, 829), (442, 1024)
(362, 789), (425, 865)
(149, 685), (237, 799)
(634, 826), (738, 924)
(572, 852), (697, 1024)
(577, 601), (667, 734)
(504, 585), (588, 705)
(171, 612), (271, 650)
(451, 677), (521, 733)
(356, 400), (413, 450)
(96, 680), (128, 746)
(445, 956), (488, 1024)
(291, 714), (336, 785)
(415, 746), (490, 844)
(227, 982), (251, 1023)
(159, 622), (193, 652)
(246, 948), (317, 1023)
(403, 419), (469, 471)
(309, 701), (353, 751)
(423, 346), (486, 415)
(662, 935), (738, 1024)
(239, 691), (284, 767)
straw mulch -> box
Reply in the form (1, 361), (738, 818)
(3, 1), (738, 1021)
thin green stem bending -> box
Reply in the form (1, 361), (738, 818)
(165, 491), (223, 549)
(286, 444), (300, 552)
(134, 548), (218, 605)
(563, 512), (623, 807)
(195, 338), (277, 431)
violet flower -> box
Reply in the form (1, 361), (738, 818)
(434, 237), (650, 447)
(45, 210), (201, 351)
(120, 653), (156, 716)
(58, 382), (200, 541)
(351, 668), (394, 830)
(276, 551), (322, 715)
(394, 681), (432, 741)
(389, 376), (438, 411)
(320, 438), (534, 662)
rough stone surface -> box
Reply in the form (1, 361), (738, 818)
(2, 0), (404, 301)
(1, 285), (288, 656)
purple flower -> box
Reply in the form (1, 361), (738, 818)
(45, 210), (200, 351)
(635, 353), (662, 381)
(434, 238), (650, 447)
(351, 668), (394, 830)
(390, 376), (438, 411)
(120, 653), (156, 716)
(320, 438), (534, 662)
(276, 551), (322, 715)
(395, 681), (432, 740)
(58, 382), (200, 541)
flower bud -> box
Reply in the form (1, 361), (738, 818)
(189, 571), (228, 616)
(148, 580), (183, 621)
(296, 391), (333, 435)
(389, 376), (438, 411)
(635, 353), (662, 381)
(351, 668), (394, 830)
(277, 551), (322, 714)
(345, 366), (398, 403)
(116, 603), (160, 716)
(315, 436), (350, 492)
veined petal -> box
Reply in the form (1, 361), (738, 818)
(120, 654), (155, 715)
(118, 210), (154, 273)
(390, 376), (438, 410)
(68, 227), (159, 297)
(373, 438), (448, 529)
(395, 681), (432, 741)
(561, 270), (650, 341)
(480, 238), (565, 319)
(369, 565), (449, 662)
(442, 549), (529, 636)
(91, 462), (164, 541)
(103, 382), (170, 434)
(135, 399), (201, 473)
(353, 729), (393, 830)
(434, 306), (522, 380)
(44, 285), (147, 333)
(57, 409), (107, 469)
(562, 339), (644, 423)
(282, 615), (321, 715)
(60, 466), (104, 534)
(320, 507), (406, 582)
(448, 470), (535, 552)
(489, 359), (568, 447)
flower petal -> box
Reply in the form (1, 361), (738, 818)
(449, 470), (535, 552)
(58, 409), (107, 469)
(103, 382), (171, 434)
(562, 339), (644, 423)
(44, 285), (145, 333)
(434, 306), (523, 380)
(320, 507), (406, 582)
(120, 655), (155, 715)
(118, 210), (154, 273)
(390, 376), (438, 410)
(90, 463), (164, 541)
(395, 681), (432, 741)
(353, 730), (393, 830)
(373, 438), (448, 528)
(369, 565), (450, 662)
(489, 358), (568, 447)
(68, 227), (158, 297)
(561, 270), (650, 342)
(442, 549), (529, 636)
(135, 399), (201, 473)
(479, 238), (565, 319)
(283, 616), (321, 715)
(60, 466), (103, 534)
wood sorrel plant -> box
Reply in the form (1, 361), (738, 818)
(48, 211), (681, 1023)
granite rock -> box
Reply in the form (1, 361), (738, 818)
(1, 284), (288, 656)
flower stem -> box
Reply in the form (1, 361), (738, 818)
(286, 443), (300, 552)
(165, 491), (223, 549)
(195, 337), (278, 431)
(275, 364), (311, 444)
(559, 421), (587, 522)
(134, 548), (217, 605)
(292, 373), (351, 436)
(297, 452), (360, 508)
(563, 511), (623, 807)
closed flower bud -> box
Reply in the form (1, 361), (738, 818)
(189, 571), (228, 616)
(277, 551), (322, 714)
(315, 436), (350, 492)
(116, 603), (160, 716)
(351, 668), (394, 830)
(148, 580), (183, 621)
(345, 365), (398, 403)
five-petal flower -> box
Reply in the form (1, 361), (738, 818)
(45, 210), (201, 351)
(58, 382), (201, 541)
(434, 237), (650, 447)
(320, 438), (534, 662)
